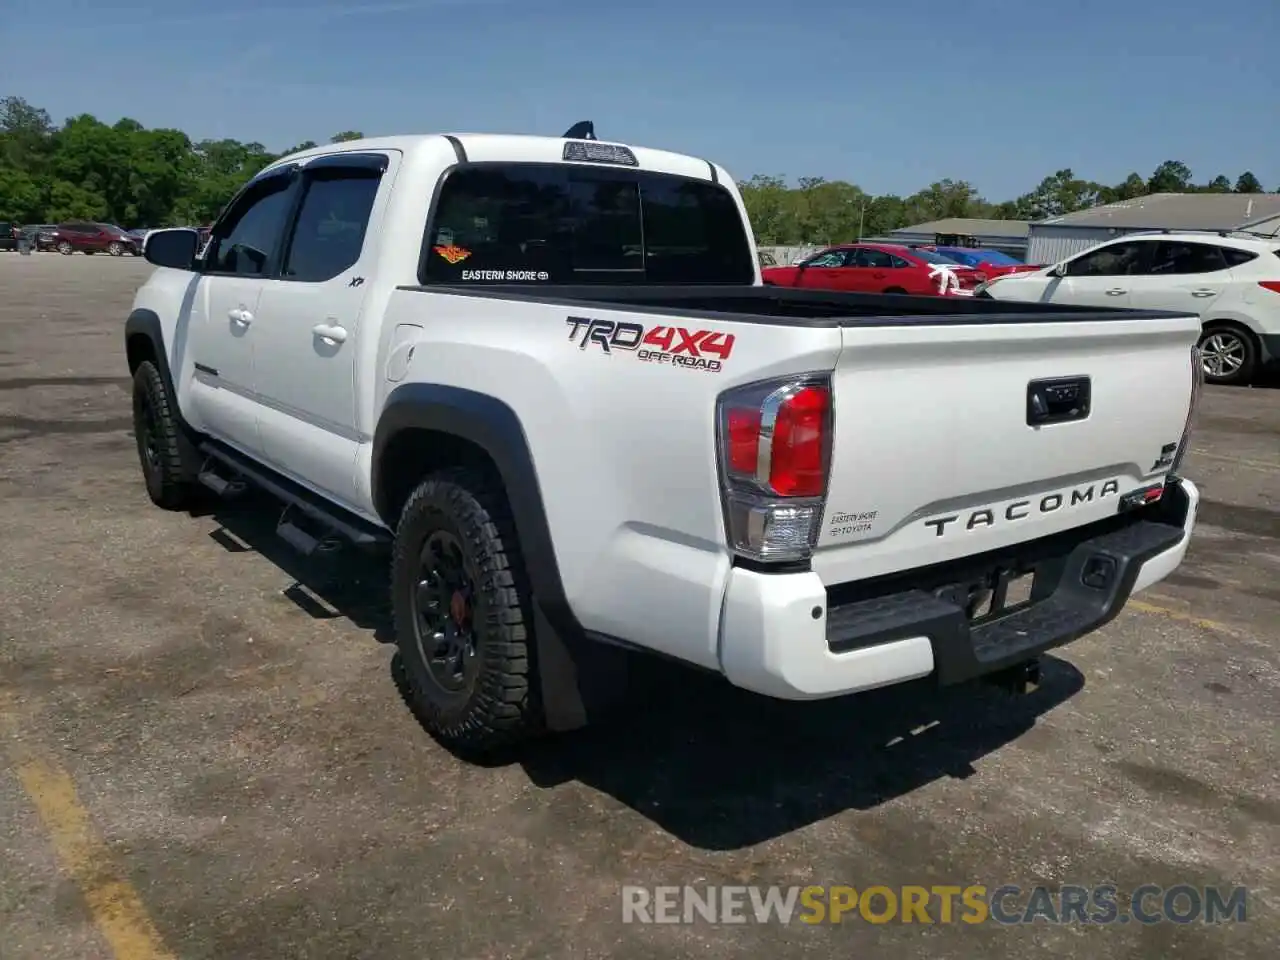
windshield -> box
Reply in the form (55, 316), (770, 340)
(973, 249), (1022, 265)
(936, 246), (1023, 266)
(912, 248), (967, 266)
(932, 249), (979, 266)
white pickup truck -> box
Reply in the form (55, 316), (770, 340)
(125, 124), (1203, 755)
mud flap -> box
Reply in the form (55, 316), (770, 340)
(533, 602), (632, 732)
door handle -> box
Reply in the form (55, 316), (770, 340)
(1190, 289), (1216, 298)
(312, 323), (348, 344)
(229, 307), (252, 325)
(1105, 289), (1126, 296)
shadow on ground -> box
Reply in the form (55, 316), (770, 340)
(203, 490), (1085, 851)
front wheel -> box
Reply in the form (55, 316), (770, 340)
(57, 240), (72, 255)
(131, 361), (197, 509)
(108, 241), (123, 256)
(391, 469), (541, 755)
(1197, 325), (1257, 386)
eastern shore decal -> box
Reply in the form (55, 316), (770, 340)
(459, 269), (551, 281)
(433, 244), (471, 265)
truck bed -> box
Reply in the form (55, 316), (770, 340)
(401, 282), (1185, 326)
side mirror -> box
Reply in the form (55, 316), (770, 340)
(144, 228), (199, 270)
(1047, 262), (1067, 279)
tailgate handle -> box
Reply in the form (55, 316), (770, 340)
(1027, 376), (1091, 426)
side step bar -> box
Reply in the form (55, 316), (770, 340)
(197, 442), (391, 554)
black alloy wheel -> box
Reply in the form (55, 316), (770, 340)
(411, 530), (481, 695)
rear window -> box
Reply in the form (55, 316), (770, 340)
(420, 163), (755, 285)
(911, 248), (963, 266)
(1221, 247), (1259, 267)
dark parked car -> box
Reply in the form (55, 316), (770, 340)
(21, 224), (58, 251)
(0, 222), (18, 252)
(51, 221), (141, 256)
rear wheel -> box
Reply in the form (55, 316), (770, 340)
(391, 469), (541, 755)
(1197, 324), (1257, 386)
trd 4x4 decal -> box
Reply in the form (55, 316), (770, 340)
(565, 316), (735, 373)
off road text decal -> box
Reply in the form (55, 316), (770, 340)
(565, 316), (735, 373)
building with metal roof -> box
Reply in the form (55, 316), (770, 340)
(1026, 193), (1280, 264)
(878, 217), (1032, 259)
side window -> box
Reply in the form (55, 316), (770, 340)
(1222, 248), (1259, 268)
(889, 255), (912, 268)
(853, 249), (894, 268)
(1065, 241), (1147, 277)
(206, 175), (296, 277)
(281, 168), (383, 282)
(1147, 241), (1228, 275)
(803, 251), (846, 267)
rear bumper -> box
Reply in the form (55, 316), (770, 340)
(718, 477), (1199, 700)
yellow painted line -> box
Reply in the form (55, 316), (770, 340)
(1127, 598), (1244, 637)
(1, 695), (175, 960)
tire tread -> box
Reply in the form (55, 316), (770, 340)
(391, 468), (541, 753)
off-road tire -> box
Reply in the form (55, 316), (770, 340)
(391, 468), (541, 754)
(131, 360), (196, 510)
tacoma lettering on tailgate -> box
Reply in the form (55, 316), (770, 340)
(924, 479), (1121, 538)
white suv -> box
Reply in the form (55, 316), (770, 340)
(979, 231), (1280, 385)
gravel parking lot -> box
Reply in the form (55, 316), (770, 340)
(1, 253), (1277, 960)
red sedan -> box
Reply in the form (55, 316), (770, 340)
(761, 243), (986, 296)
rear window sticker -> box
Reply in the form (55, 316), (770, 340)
(433, 244), (471, 265)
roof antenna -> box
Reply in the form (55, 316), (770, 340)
(562, 120), (596, 141)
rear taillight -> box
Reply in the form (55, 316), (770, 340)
(716, 375), (833, 563)
(1169, 344), (1204, 477)
(1258, 281), (1280, 295)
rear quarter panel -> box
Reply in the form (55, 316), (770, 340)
(376, 290), (843, 668)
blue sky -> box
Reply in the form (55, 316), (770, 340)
(3, 0), (1277, 200)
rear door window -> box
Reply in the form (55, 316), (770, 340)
(420, 163), (754, 285)
(852, 248), (894, 268)
(1147, 241), (1229, 275)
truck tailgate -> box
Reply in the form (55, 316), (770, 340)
(813, 312), (1200, 586)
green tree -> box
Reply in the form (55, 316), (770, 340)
(1235, 171), (1264, 193)
(1147, 160), (1192, 193)
(0, 93), (1265, 243)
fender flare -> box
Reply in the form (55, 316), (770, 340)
(372, 383), (629, 730)
(371, 382), (569, 618)
(124, 308), (191, 429)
